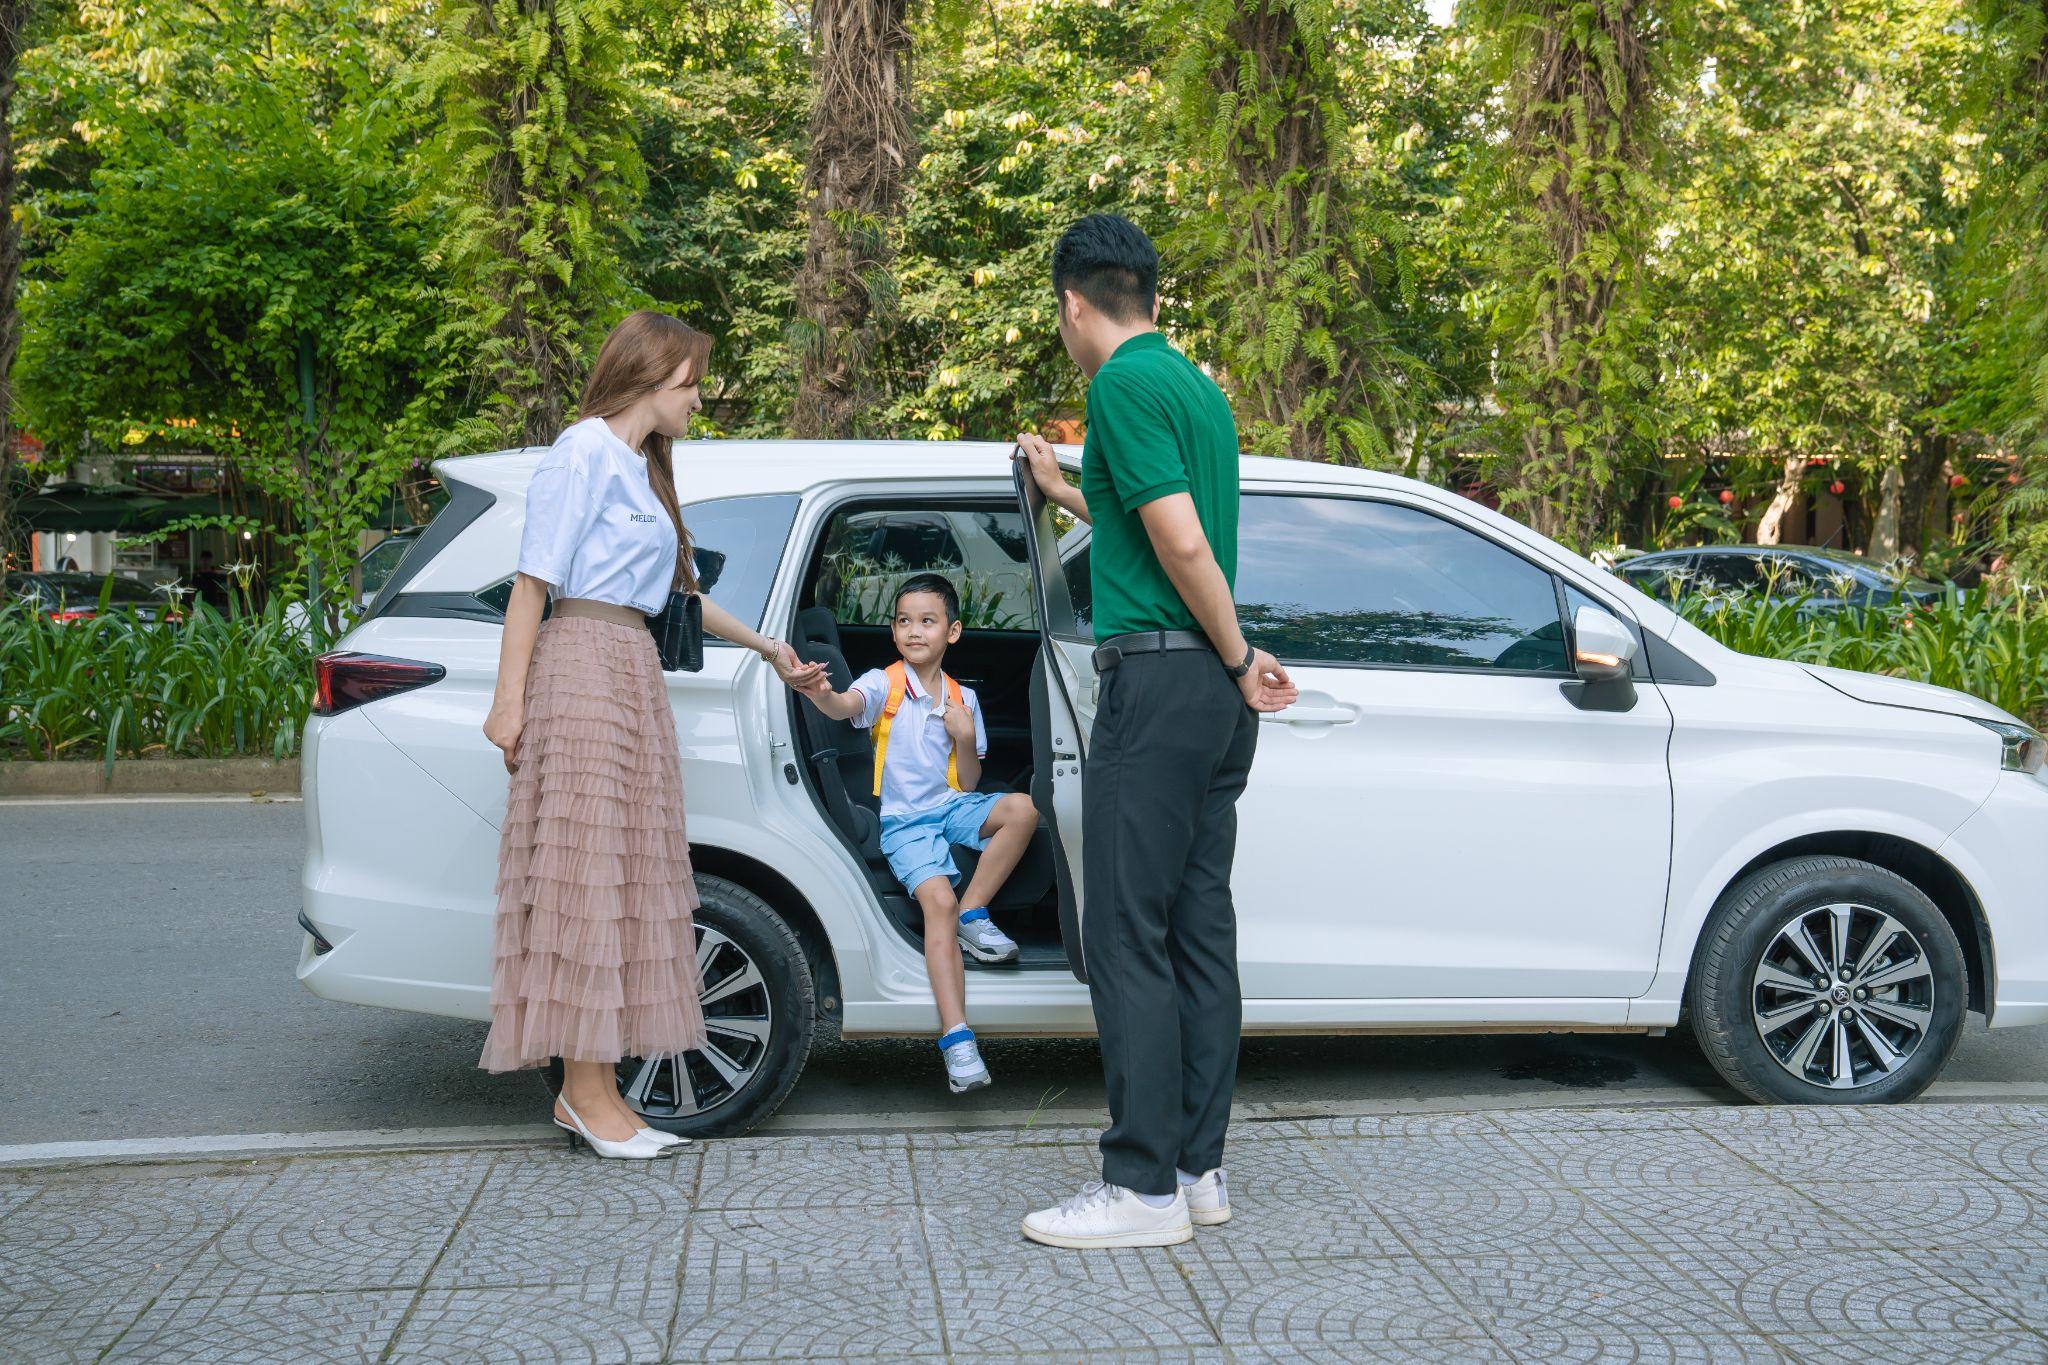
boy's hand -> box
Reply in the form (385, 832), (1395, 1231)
(942, 699), (976, 748)
(1237, 647), (1298, 713)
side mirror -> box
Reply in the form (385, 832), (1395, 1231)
(1572, 604), (1637, 682)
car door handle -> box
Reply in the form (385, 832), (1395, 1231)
(1263, 702), (1359, 726)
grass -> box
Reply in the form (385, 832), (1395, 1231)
(0, 593), (314, 770)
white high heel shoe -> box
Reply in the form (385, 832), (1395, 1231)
(553, 1099), (675, 1160)
(637, 1126), (691, 1148)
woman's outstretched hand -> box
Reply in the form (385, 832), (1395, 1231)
(764, 640), (829, 693)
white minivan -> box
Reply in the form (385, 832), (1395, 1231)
(299, 441), (2048, 1136)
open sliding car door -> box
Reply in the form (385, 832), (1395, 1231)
(1012, 449), (1097, 981)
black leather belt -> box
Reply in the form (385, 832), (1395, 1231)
(1092, 629), (1216, 671)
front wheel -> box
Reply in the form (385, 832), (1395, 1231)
(545, 874), (815, 1138)
(1688, 855), (1966, 1104)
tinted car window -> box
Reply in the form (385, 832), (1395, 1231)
(1690, 554), (1763, 592)
(1617, 557), (1694, 602)
(46, 573), (167, 608)
(685, 495), (800, 632)
(817, 505), (1035, 631)
(477, 494), (798, 629)
(1236, 496), (1570, 672)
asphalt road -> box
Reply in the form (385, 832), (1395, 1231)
(3, 798), (2043, 1146)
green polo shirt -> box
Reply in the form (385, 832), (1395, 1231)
(1079, 331), (1240, 641)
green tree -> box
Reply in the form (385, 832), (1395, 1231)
(1952, 0), (2048, 580)
(1654, 0), (1981, 560)
(1461, 0), (1673, 549)
(1163, 0), (1433, 467)
(790, 0), (916, 438)
(408, 0), (647, 450)
(16, 64), (451, 622)
(620, 1), (810, 435)
(0, 0), (29, 558)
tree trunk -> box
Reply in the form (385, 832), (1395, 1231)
(0, 1), (24, 558)
(1754, 452), (1806, 546)
(1493, 0), (1661, 549)
(790, 0), (913, 440)
(1867, 462), (1904, 562)
(1896, 427), (1948, 560)
(1214, 1), (1335, 459)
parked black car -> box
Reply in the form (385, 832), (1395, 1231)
(1615, 546), (1945, 611)
(4, 571), (184, 622)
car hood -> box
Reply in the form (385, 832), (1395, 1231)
(1799, 663), (2024, 728)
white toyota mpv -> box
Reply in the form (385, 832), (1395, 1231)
(299, 442), (2048, 1135)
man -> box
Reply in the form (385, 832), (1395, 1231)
(1016, 214), (1297, 1249)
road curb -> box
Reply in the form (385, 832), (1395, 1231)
(0, 756), (299, 798)
(8, 1084), (2044, 1171)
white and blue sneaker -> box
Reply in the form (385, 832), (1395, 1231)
(939, 1025), (992, 1094)
(957, 908), (1020, 964)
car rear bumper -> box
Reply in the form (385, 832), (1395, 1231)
(1941, 771), (2048, 1029)
(298, 709), (496, 1023)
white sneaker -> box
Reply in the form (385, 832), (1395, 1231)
(1021, 1181), (1193, 1249)
(1183, 1168), (1229, 1226)
(939, 1029), (991, 1094)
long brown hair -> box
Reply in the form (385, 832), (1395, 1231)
(577, 311), (712, 593)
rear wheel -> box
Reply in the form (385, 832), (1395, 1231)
(1688, 855), (1966, 1104)
(545, 874), (815, 1138)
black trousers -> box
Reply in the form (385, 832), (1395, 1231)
(1082, 648), (1259, 1195)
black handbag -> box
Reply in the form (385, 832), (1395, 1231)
(645, 590), (705, 673)
(644, 547), (722, 672)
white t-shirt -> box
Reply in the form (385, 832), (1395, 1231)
(516, 417), (679, 615)
(850, 666), (989, 816)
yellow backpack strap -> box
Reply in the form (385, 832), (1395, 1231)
(871, 661), (909, 797)
(943, 673), (966, 792)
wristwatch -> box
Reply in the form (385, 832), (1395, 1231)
(1224, 647), (1255, 680)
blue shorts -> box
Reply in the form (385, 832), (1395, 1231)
(879, 791), (1002, 896)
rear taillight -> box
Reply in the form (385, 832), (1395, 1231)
(50, 608), (95, 623)
(313, 652), (446, 716)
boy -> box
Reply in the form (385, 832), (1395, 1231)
(796, 572), (1040, 1093)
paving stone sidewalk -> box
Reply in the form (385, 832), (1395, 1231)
(3, 1102), (2046, 1363)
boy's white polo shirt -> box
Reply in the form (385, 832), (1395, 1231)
(849, 665), (988, 816)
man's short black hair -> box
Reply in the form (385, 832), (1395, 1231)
(895, 572), (960, 624)
(1051, 213), (1158, 324)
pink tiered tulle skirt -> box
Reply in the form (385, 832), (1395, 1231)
(478, 615), (706, 1073)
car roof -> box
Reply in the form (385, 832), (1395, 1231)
(434, 439), (1407, 503)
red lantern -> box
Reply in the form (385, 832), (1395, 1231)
(1949, 473), (1967, 489)
(1667, 494), (1683, 510)
(1718, 489), (1735, 505)
(1829, 480), (1846, 496)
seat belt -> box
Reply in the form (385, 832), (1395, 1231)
(871, 659), (967, 797)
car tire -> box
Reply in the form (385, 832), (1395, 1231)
(544, 874), (815, 1138)
(1688, 855), (1966, 1104)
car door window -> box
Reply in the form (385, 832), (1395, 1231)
(1692, 554), (1762, 593)
(1619, 557), (1695, 603)
(1237, 495), (1571, 673)
(815, 506), (1036, 631)
(476, 493), (798, 630)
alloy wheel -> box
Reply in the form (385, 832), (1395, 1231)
(616, 924), (774, 1121)
(1751, 902), (1934, 1090)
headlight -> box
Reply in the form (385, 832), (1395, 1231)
(1973, 718), (2047, 775)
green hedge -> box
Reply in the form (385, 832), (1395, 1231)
(0, 597), (313, 765)
(1676, 590), (2048, 726)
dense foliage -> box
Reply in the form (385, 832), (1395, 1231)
(6, 0), (2046, 586)
(0, 596), (314, 764)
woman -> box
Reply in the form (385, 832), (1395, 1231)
(479, 311), (823, 1159)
